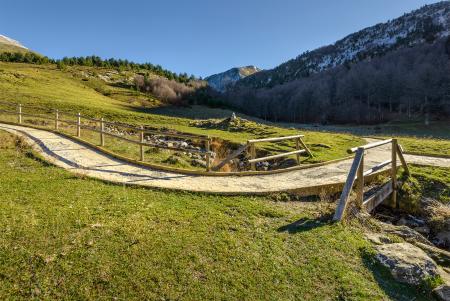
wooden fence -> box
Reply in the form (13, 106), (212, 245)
(0, 101), (317, 173)
(333, 139), (409, 221)
(247, 135), (313, 170)
(0, 102), (213, 171)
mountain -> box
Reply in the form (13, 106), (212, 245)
(0, 34), (28, 53)
(205, 65), (260, 92)
(234, 1), (450, 90)
(219, 2), (450, 125)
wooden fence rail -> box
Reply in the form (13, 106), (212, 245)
(247, 135), (313, 171)
(0, 102), (320, 174)
(0, 103), (212, 171)
(333, 139), (409, 222)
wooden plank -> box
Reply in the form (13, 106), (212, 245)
(396, 144), (410, 175)
(247, 135), (304, 144)
(250, 143), (256, 171)
(362, 181), (393, 212)
(248, 149), (306, 164)
(363, 160), (391, 176)
(139, 126), (144, 161)
(391, 139), (398, 208)
(212, 144), (248, 171)
(20, 112), (53, 121)
(205, 138), (211, 172)
(76, 113), (81, 137)
(298, 137), (313, 157)
(100, 118), (105, 147)
(348, 139), (393, 154)
(333, 148), (364, 222)
(356, 151), (364, 206)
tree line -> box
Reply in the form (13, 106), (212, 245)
(0, 51), (195, 84)
(220, 37), (450, 124)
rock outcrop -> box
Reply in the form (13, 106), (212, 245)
(375, 242), (439, 285)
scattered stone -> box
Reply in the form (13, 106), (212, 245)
(378, 222), (432, 246)
(375, 242), (439, 285)
(163, 155), (183, 165)
(191, 159), (207, 168)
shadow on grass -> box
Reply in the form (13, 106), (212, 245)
(359, 247), (430, 301)
(277, 215), (332, 234)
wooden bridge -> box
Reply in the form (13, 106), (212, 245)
(333, 139), (409, 221)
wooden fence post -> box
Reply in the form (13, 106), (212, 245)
(396, 144), (410, 176)
(333, 148), (364, 221)
(250, 142), (256, 171)
(356, 147), (364, 206)
(77, 112), (81, 137)
(295, 137), (301, 165)
(139, 126), (144, 161)
(205, 137), (211, 172)
(18, 104), (22, 124)
(55, 109), (59, 130)
(298, 137), (313, 157)
(391, 139), (398, 208)
(100, 118), (105, 146)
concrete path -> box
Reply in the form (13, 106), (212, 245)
(1, 123), (448, 194)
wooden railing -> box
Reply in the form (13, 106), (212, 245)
(0, 102), (213, 171)
(246, 135), (313, 170)
(333, 139), (409, 221)
(0, 101), (317, 173)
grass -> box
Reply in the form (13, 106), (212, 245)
(0, 130), (429, 300)
(397, 137), (450, 157)
(0, 62), (365, 164)
(282, 120), (450, 157)
(0, 43), (29, 54)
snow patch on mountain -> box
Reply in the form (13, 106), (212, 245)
(206, 66), (260, 92)
(0, 34), (28, 49)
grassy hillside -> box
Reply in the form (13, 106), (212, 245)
(0, 62), (366, 162)
(0, 43), (28, 53)
(0, 61), (448, 160)
(0, 131), (429, 300)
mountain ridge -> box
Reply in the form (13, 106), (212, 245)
(234, 1), (450, 90)
(205, 65), (260, 92)
(0, 34), (28, 52)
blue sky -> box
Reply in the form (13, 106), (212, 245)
(0, 0), (442, 77)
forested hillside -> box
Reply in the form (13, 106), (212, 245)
(218, 2), (450, 124)
(225, 37), (450, 124)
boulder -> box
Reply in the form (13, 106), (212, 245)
(434, 231), (450, 249)
(365, 233), (393, 245)
(434, 285), (450, 301)
(375, 242), (439, 285)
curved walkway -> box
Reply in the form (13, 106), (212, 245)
(1, 123), (448, 195)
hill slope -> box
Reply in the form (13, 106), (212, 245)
(235, 2), (450, 89)
(222, 2), (450, 124)
(0, 34), (28, 53)
(206, 65), (260, 92)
